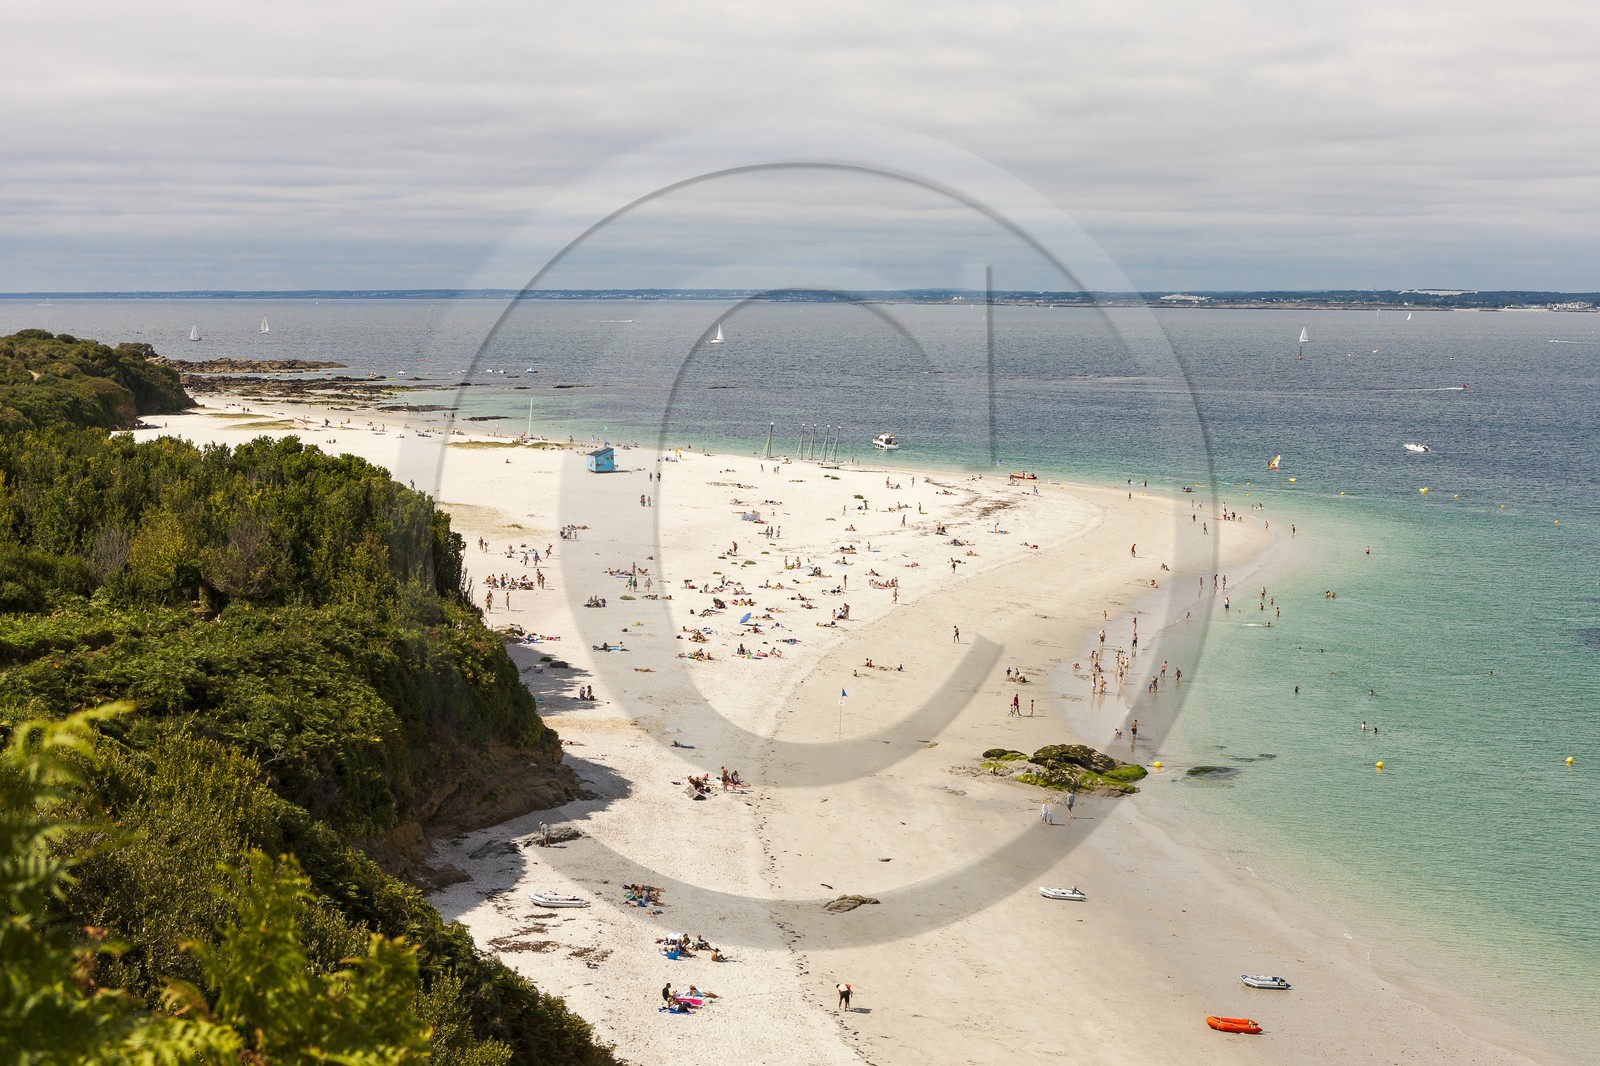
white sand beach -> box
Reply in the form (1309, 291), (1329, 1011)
(139, 400), (1553, 1066)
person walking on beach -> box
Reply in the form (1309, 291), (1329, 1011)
(1040, 801), (1052, 825)
(953, 625), (960, 643)
(1012, 694), (1021, 716)
(1065, 791), (1076, 820)
(837, 982), (852, 1010)
(1130, 719), (1138, 742)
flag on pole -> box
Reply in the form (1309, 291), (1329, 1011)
(839, 688), (847, 703)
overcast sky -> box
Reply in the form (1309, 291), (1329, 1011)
(4, 0), (1597, 292)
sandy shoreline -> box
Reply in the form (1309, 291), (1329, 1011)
(136, 399), (1555, 1066)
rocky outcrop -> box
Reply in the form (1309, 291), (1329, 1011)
(358, 739), (587, 884)
(973, 743), (1148, 796)
(154, 356), (346, 372)
(1031, 743), (1121, 775)
(823, 894), (881, 913)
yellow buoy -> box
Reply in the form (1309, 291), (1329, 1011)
(1152, 760), (1163, 770)
(1288, 477), (1296, 483)
(1419, 487), (1428, 494)
(1375, 760), (1384, 770)
(1567, 756), (1575, 766)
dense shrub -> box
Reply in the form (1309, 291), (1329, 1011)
(0, 332), (612, 1065)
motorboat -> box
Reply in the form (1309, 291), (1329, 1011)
(872, 432), (899, 450)
(1038, 885), (1087, 901)
(529, 892), (589, 908)
(1206, 1016), (1263, 1034)
(1403, 443), (1431, 453)
(1241, 974), (1291, 989)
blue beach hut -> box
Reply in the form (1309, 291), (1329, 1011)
(586, 446), (615, 473)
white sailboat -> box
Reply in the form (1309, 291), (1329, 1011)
(1406, 311), (1413, 321)
(709, 322), (724, 344)
(259, 316), (270, 334)
(189, 325), (200, 342)
(1297, 326), (1309, 360)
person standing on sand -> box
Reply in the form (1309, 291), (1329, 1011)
(662, 983), (673, 1008)
(1130, 543), (1137, 557)
(1065, 791), (1076, 820)
(1041, 801), (1052, 825)
(953, 625), (960, 643)
(1130, 719), (1138, 742)
(837, 982), (852, 1010)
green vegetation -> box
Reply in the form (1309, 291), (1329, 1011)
(1, 709), (430, 1063)
(0, 330), (190, 432)
(0, 332), (614, 1064)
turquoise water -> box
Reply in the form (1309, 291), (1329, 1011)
(7, 298), (1597, 1055)
(1161, 496), (1598, 1055)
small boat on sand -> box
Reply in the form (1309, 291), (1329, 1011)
(1207, 1016), (1263, 1034)
(529, 892), (589, 908)
(1241, 974), (1291, 989)
(1038, 885), (1086, 901)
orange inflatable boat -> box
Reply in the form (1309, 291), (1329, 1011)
(1206, 1016), (1263, 1034)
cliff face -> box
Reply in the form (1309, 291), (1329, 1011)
(364, 738), (586, 886)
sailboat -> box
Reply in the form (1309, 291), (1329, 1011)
(1297, 326), (1309, 360)
(709, 323), (724, 344)
(259, 316), (270, 334)
(189, 325), (200, 342)
(1406, 311), (1413, 321)
(1268, 454), (1282, 470)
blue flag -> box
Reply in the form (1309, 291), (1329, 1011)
(840, 688), (848, 701)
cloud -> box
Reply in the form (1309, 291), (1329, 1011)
(3, 0), (1598, 290)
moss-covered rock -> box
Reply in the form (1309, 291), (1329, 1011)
(982, 747), (1030, 761)
(1031, 743), (1120, 776)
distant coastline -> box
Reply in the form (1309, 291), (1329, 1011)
(2, 287), (1597, 311)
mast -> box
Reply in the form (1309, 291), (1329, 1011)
(764, 421), (774, 459)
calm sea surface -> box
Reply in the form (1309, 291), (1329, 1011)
(7, 298), (1598, 1055)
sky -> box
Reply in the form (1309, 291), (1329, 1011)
(3, 0), (1599, 292)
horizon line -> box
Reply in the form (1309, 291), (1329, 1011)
(6, 287), (1599, 303)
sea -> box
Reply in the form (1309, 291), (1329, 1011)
(6, 297), (1597, 1059)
